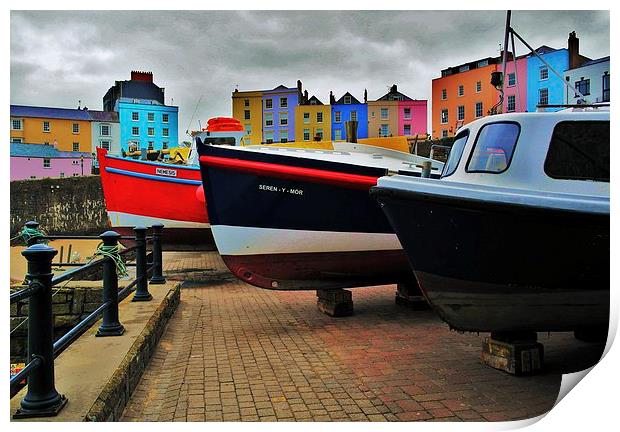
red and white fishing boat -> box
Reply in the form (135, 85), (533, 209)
(98, 117), (245, 247)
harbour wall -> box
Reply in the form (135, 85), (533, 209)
(10, 176), (107, 236)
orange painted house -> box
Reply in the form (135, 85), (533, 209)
(431, 57), (501, 139)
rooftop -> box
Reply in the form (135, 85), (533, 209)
(10, 105), (92, 121)
(10, 143), (92, 159)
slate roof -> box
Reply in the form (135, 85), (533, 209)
(577, 56), (610, 68)
(87, 110), (119, 122)
(10, 105), (92, 121)
(10, 143), (92, 159)
(334, 92), (362, 105)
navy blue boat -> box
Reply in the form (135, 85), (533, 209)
(372, 110), (610, 333)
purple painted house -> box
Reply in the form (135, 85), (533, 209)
(262, 83), (299, 143)
(10, 143), (93, 181)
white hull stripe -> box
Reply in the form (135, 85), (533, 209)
(108, 211), (210, 229)
(211, 225), (402, 256)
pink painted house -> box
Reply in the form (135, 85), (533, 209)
(398, 100), (427, 136)
(11, 143), (93, 181)
(497, 53), (528, 113)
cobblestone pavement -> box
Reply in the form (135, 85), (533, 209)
(122, 252), (604, 422)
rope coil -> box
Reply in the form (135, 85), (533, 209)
(94, 243), (128, 278)
(14, 226), (48, 245)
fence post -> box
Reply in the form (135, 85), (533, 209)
(24, 220), (43, 246)
(149, 223), (166, 284)
(96, 231), (125, 337)
(14, 244), (67, 418)
(132, 226), (153, 301)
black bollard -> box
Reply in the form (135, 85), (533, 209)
(96, 231), (125, 337)
(132, 226), (153, 301)
(149, 224), (166, 284)
(14, 244), (67, 418)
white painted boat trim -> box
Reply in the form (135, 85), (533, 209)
(108, 211), (210, 229)
(211, 225), (402, 256)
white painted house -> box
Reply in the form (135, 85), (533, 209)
(88, 110), (120, 155)
(564, 56), (610, 105)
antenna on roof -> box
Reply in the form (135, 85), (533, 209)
(186, 95), (203, 136)
(77, 100), (81, 109)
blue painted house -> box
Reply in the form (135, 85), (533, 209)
(261, 84), (299, 143)
(330, 91), (368, 141)
(526, 46), (570, 112)
(103, 71), (179, 151)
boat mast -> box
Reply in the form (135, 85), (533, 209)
(500, 11), (512, 99)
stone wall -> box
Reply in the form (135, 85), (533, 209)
(10, 176), (107, 236)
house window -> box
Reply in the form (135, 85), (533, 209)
(303, 112), (310, 124)
(457, 105), (465, 121)
(280, 98), (288, 108)
(148, 141), (154, 150)
(11, 138), (23, 143)
(280, 136), (288, 143)
(539, 88), (549, 105)
(507, 73), (516, 87)
(344, 95), (351, 104)
(507, 95), (516, 112)
(458, 85), (464, 97)
(162, 142), (168, 149)
(441, 89), (447, 100)
(316, 112), (323, 123)
(162, 128), (169, 137)
(350, 111), (357, 121)
(442, 130), (448, 138)
(265, 131), (274, 144)
(475, 102), (483, 118)
(380, 108), (389, 120)
(244, 110), (251, 120)
(380, 124), (389, 136)
(244, 99), (249, 107)
(147, 112), (155, 122)
(280, 113), (288, 126)
(334, 129), (342, 141)
(100, 140), (110, 150)
(334, 111), (341, 123)
(540, 66), (549, 81)
(72, 123), (80, 134)
(441, 109), (448, 124)
(478, 59), (489, 67)
(73, 173), (79, 177)
(132, 126), (140, 136)
(316, 128), (323, 140)
(602, 73), (610, 102)
(60, 173), (65, 178)
(403, 108), (411, 119)
(459, 65), (470, 73)
(575, 78), (590, 97)
(403, 124), (411, 135)
(476, 81), (482, 93)
(265, 113), (273, 127)
(72, 160), (79, 165)
(43, 158), (51, 168)
(303, 129), (310, 141)
(132, 112), (139, 121)
(43, 121), (50, 132)
(30, 176), (37, 180)
(100, 124), (110, 136)
(11, 119), (22, 130)
(148, 127), (155, 136)
(245, 125), (252, 136)
(265, 99), (273, 109)
(72, 142), (80, 152)
(162, 113), (169, 123)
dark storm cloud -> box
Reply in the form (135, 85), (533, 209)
(11, 10), (610, 138)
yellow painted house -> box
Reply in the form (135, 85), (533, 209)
(231, 90), (263, 145)
(10, 105), (92, 152)
(294, 96), (331, 142)
(367, 100), (399, 138)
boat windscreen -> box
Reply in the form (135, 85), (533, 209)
(441, 130), (469, 178)
(466, 122), (520, 174)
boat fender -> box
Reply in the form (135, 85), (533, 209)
(195, 185), (205, 203)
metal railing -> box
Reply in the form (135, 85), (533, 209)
(9, 222), (166, 419)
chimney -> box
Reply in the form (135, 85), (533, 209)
(303, 90), (308, 104)
(297, 79), (302, 99)
(330, 91), (335, 105)
(390, 84), (397, 93)
(364, 89), (368, 103)
(568, 31), (580, 69)
(131, 71), (154, 82)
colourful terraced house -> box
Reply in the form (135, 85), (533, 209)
(10, 142), (93, 181)
(330, 91), (368, 141)
(294, 94), (331, 142)
(262, 84), (299, 143)
(232, 89), (263, 145)
(368, 85), (427, 138)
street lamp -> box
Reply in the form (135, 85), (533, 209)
(80, 155), (84, 176)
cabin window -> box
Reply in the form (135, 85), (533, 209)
(467, 122), (520, 173)
(544, 121), (609, 182)
(441, 130), (469, 178)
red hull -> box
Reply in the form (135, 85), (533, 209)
(97, 148), (208, 224)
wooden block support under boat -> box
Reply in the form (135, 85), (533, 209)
(316, 289), (353, 317)
(395, 281), (429, 310)
(481, 332), (544, 376)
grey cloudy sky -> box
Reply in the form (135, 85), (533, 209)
(11, 10), (609, 140)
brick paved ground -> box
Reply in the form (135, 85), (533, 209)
(121, 252), (604, 422)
